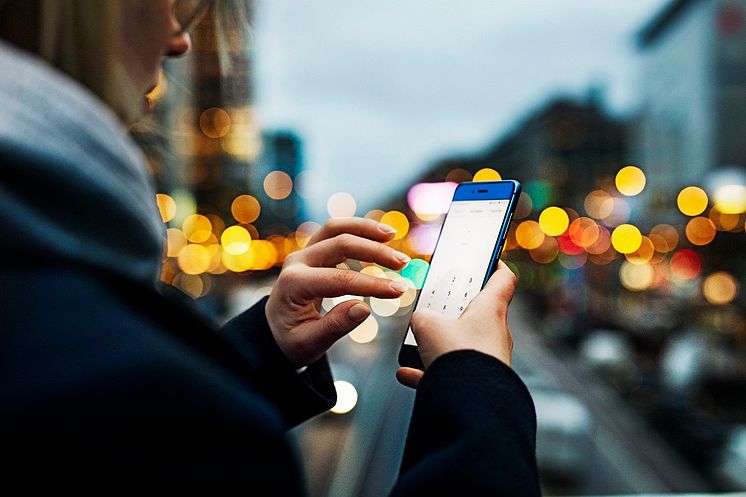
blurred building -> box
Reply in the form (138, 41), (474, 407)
(426, 95), (630, 207)
(636, 0), (746, 207)
(254, 130), (306, 234)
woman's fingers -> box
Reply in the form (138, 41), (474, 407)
(396, 367), (424, 389)
(283, 266), (409, 300)
(307, 217), (397, 246)
(297, 234), (410, 269)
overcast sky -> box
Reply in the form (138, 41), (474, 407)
(253, 0), (668, 220)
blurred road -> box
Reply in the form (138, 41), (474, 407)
(289, 295), (714, 497)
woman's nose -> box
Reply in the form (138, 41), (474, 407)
(165, 32), (192, 57)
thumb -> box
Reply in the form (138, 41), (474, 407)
(309, 300), (372, 349)
(461, 261), (517, 319)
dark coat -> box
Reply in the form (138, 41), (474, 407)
(0, 265), (540, 495)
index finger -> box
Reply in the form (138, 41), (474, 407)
(307, 217), (397, 246)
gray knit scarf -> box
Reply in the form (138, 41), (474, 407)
(0, 40), (164, 285)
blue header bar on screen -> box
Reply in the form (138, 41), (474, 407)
(453, 180), (519, 201)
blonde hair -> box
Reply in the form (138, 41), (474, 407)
(2, 0), (251, 123)
(37, 0), (142, 123)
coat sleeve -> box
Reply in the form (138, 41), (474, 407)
(390, 350), (541, 497)
(219, 296), (337, 428)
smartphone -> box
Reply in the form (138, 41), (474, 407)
(398, 179), (521, 370)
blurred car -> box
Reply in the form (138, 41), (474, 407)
(521, 373), (594, 480)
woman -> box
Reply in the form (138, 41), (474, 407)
(0, 0), (540, 494)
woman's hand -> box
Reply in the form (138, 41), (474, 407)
(396, 261), (517, 389)
(265, 217), (411, 368)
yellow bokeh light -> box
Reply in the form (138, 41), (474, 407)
(177, 244), (212, 275)
(611, 224), (642, 254)
(713, 184), (746, 214)
(263, 171), (293, 200)
(615, 166), (646, 196)
(360, 266), (387, 278)
(221, 226), (252, 255)
(702, 272), (739, 305)
(349, 315), (379, 344)
(182, 214), (212, 243)
(472, 168), (501, 182)
(515, 220), (545, 249)
(330, 381), (358, 414)
(231, 195), (261, 224)
(625, 236), (655, 265)
(199, 107), (231, 139)
(677, 186), (708, 216)
(380, 211), (409, 240)
(538, 206), (569, 236)
(222, 248), (254, 272)
(166, 228), (188, 257)
(327, 192), (357, 218)
(155, 193), (176, 223)
(620, 261), (654, 291)
(685, 216), (716, 246)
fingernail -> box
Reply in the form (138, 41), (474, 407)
(348, 303), (371, 323)
(390, 281), (409, 293)
(393, 250), (411, 265)
(379, 223), (397, 235)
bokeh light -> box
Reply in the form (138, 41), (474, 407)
(702, 272), (739, 305)
(670, 249), (702, 280)
(263, 171), (293, 200)
(400, 258), (429, 289)
(182, 214), (212, 243)
(156, 193), (176, 223)
(472, 168), (501, 181)
(330, 381), (358, 414)
(199, 107), (231, 139)
(677, 186), (708, 216)
(407, 182), (456, 221)
(615, 166), (646, 196)
(584, 190), (614, 219)
(516, 220), (545, 249)
(294, 221), (321, 248)
(514, 192), (533, 219)
(620, 261), (655, 291)
(649, 224), (679, 253)
(685, 217), (717, 245)
(221, 225), (252, 255)
(568, 217), (600, 248)
(370, 297), (400, 317)
(586, 225), (612, 255)
(625, 236), (655, 265)
(538, 206), (569, 236)
(712, 184), (746, 214)
(177, 244), (211, 275)
(611, 224), (642, 254)
(327, 192), (357, 218)
(349, 315), (379, 344)
(166, 228), (188, 257)
(231, 194), (261, 224)
(380, 211), (409, 240)
(529, 236), (559, 264)
(445, 168), (472, 183)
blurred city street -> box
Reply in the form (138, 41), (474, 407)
(257, 291), (713, 497)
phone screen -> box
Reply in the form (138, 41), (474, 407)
(403, 196), (511, 346)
